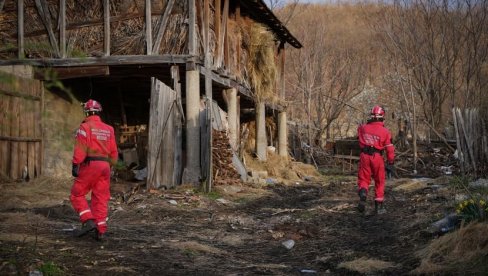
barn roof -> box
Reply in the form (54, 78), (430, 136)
(241, 1), (302, 49)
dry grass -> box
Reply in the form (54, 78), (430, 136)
(413, 222), (488, 275)
(0, 176), (71, 210)
(338, 257), (397, 273)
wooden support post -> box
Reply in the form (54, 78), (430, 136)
(153, 0), (175, 54)
(18, 0), (24, 58)
(226, 88), (237, 151)
(103, 0), (110, 56)
(204, 0), (213, 192)
(145, 0), (152, 55)
(60, 0), (66, 58)
(256, 102), (267, 161)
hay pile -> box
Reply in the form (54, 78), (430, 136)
(240, 19), (278, 104)
(413, 222), (488, 275)
(244, 151), (320, 183)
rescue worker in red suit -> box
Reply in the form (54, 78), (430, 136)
(71, 99), (118, 240)
(357, 106), (395, 214)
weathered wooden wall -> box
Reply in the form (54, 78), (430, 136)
(0, 72), (43, 180)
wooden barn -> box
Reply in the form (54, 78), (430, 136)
(0, 0), (301, 191)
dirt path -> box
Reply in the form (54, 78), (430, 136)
(0, 176), (446, 275)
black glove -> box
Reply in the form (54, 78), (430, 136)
(385, 162), (395, 179)
(72, 163), (80, 177)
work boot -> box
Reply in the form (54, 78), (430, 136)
(375, 201), (386, 215)
(74, 219), (96, 237)
(357, 189), (367, 213)
(94, 230), (105, 242)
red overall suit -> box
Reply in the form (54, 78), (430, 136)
(357, 121), (395, 202)
(70, 115), (117, 234)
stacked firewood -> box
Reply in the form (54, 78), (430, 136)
(212, 130), (241, 185)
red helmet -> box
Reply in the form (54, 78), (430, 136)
(83, 99), (102, 113)
(370, 105), (385, 119)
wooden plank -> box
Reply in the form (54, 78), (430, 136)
(103, 0), (110, 56)
(214, 0), (221, 66)
(152, 0), (175, 54)
(161, 85), (176, 188)
(0, 55), (189, 67)
(0, 94), (10, 177)
(216, 0), (228, 67)
(236, 0), (241, 73)
(26, 85), (35, 179)
(18, 87), (28, 180)
(60, 0), (66, 58)
(9, 96), (19, 179)
(38, 82), (44, 175)
(147, 78), (160, 189)
(333, 154), (360, 161)
(34, 0), (60, 57)
(18, 0), (24, 58)
(171, 65), (183, 185)
(145, 0), (152, 55)
(188, 0), (196, 55)
(34, 66), (110, 80)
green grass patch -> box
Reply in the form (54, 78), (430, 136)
(39, 261), (64, 276)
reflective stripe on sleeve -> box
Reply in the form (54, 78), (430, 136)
(77, 129), (87, 137)
(97, 221), (107, 226)
(385, 144), (394, 147)
(375, 197), (384, 202)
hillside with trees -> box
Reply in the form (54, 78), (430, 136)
(275, 1), (488, 176)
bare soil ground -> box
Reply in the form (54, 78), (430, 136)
(0, 175), (453, 275)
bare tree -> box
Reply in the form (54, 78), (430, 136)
(285, 4), (369, 147)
